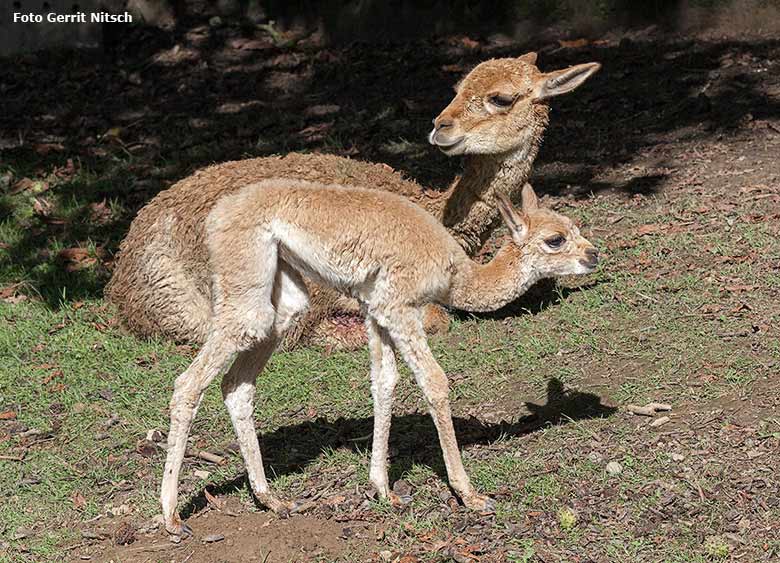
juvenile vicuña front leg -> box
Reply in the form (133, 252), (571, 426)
(387, 311), (495, 512)
(365, 316), (399, 498)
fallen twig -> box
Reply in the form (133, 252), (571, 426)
(650, 416), (671, 428)
(687, 478), (706, 502)
(186, 449), (226, 465)
(626, 403), (672, 416)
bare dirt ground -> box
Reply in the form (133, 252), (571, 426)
(1, 12), (779, 563)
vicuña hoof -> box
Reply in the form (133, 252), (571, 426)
(166, 518), (193, 543)
(462, 493), (496, 513)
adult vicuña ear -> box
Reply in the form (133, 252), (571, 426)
(496, 192), (529, 242)
(517, 51), (538, 65)
(532, 62), (601, 103)
(521, 183), (538, 212)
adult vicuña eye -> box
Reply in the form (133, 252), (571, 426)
(489, 95), (514, 107)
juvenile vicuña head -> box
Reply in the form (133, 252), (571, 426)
(429, 53), (601, 156)
(496, 184), (599, 278)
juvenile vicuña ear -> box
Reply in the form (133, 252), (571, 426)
(521, 183), (538, 212)
(532, 62), (601, 103)
(496, 192), (529, 242)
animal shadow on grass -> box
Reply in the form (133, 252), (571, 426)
(451, 277), (603, 322)
(180, 377), (616, 519)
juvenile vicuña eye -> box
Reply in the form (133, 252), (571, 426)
(545, 235), (566, 248)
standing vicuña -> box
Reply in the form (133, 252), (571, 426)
(160, 180), (599, 538)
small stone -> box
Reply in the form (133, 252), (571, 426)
(12, 527), (32, 540)
(670, 453), (685, 462)
(105, 503), (132, 517)
(392, 480), (412, 497)
(209, 16), (223, 27)
(137, 514), (164, 534)
(203, 533), (224, 543)
(194, 469), (211, 480)
(587, 451), (604, 464)
(606, 461), (623, 475)
(379, 550), (393, 562)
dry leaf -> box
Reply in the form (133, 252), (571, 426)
(637, 224), (663, 236)
(136, 440), (158, 458)
(103, 127), (122, 139)
(48, 322), (67, 334)
(34, 143), (65, 155)
(10, 178), (48, 195)
(89, 200), (112, 225)
(723, 284), (756, 293)
(58, 248), (97, 272)
(42, 370), (63, 385)
(459, 36), (480, 50)
(0, 410), (17, 420)
(204, 488), (224, 510)
(298, 121), (334, 142)
(32, 197), (54, 218)
(0, 284), (22, 302)
(441, 63), (467, 73)
(558, 38), (590, 49)
(71, 491), (87, 510)
(54, 159), (77, 179)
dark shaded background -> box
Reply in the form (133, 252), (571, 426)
(1, 0), (779, 305)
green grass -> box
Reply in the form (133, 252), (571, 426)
(2, 146), (780, 562)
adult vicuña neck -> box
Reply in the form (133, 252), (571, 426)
(436, 115), (548, 256)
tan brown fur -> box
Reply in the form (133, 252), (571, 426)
(158, 179), (598, 538)
(106, 55), (600, 347)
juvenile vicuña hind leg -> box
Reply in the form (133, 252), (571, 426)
(221, 265), (309, 516)
(209, 228), (280, 348)
(221, 340), (290, 514)
(162, 231), (281, 537)
(161, 335), (242, 538)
